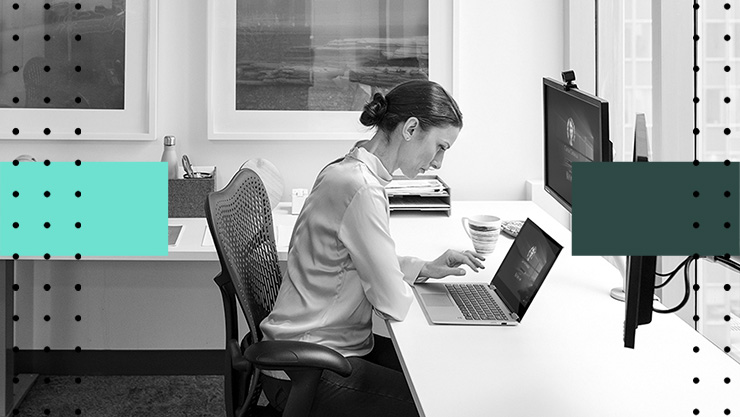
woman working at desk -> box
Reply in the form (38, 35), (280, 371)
(260, 80), (484, 416)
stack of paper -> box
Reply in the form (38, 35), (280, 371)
(384, 176), (451, 215)
(385, 178), (446, 195)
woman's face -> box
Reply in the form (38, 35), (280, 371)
(397, 120), (460, 178)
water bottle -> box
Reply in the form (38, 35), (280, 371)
(161, 135), (178, 179)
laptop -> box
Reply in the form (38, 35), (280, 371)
(414, 218), (563, 325)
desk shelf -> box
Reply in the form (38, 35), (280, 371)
(386, 175), (450, 216)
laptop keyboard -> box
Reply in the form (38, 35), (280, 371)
(445, 284), (509, 321)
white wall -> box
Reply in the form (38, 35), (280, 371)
(564, 0), (596, 94)
(1, 0), (563, 202)
(7, 0), (565, 350)
(437, 0), (564, 200)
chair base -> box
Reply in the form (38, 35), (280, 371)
(253, 404), (281, 417)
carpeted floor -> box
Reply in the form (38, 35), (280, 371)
(15, 375), (229, 416)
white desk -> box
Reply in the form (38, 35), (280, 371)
(166, 205), (296, 262)
(386, 201), (740, 417)
(3, 201), (739, 416)
(0, 204), (297, 416)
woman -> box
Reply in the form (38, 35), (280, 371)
(260, 80), (484, 416)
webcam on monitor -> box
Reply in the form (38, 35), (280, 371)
(561, 70), (578, 91)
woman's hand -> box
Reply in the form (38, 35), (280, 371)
(419, 250), (486, 279)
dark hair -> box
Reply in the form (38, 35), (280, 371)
(359, 80), (463, 134)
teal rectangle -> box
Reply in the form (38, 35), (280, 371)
(572, 162), (740, 256)
(0, 162), (168, 257)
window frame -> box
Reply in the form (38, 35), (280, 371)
(593, 0), (740, 361)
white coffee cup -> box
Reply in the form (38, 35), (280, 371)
(461, 215), (501, 254)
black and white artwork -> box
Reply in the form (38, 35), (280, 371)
(0, 0), (126, 109)
(235, 0), (429, 111)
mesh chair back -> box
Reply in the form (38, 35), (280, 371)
(23, 57), (47, 107)
(206, 168), (283, 343)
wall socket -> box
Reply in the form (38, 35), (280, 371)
(291, 188), (308, 214)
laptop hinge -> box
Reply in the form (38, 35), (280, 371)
(491, 285), (518, 318)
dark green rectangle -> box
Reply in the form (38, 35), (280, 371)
(572, 162), (739, 256)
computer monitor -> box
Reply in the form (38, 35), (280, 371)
(622, 113), (657, 349)
(623, 255), (656, 348)
(543, 76), (612, 212)
(610, 113), (650, 301)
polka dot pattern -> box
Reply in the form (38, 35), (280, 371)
(688, 2), (738, 414)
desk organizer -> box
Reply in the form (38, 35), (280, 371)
(168, 166), (216, 217)
(386, 175), (451, 216)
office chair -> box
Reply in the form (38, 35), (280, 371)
(23, 57), (49, 107)
(23, 57), (89, 108)
(205, 168), (352, 417)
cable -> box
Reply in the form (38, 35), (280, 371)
(653, 255), (694, 314)
(654, 255), (691, 289)
(713, 255), (740, 273)
(655, 256), (690, 277)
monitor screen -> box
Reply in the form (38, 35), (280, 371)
(493, 219), (563, 319)
(543, 77), (611, 212)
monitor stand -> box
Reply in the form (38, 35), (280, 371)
(610, 287), (658, 302)
(610, 256), (660, 303)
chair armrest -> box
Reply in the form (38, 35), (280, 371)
(245, 340), (352, 377)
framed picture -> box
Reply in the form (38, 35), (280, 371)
(0, 0), (157, 140)
(208, 0), (454, 140)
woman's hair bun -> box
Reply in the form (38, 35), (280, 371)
(359, 93), (388, 127)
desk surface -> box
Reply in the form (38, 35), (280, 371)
(385, 201), (740, 417)
(165, 204), (296, 262)
(0, 204), (297, 262)
(3, 200), (739, 415)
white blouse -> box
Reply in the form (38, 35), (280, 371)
(260, 147), (425, 358)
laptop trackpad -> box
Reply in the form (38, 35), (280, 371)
(422, 294), (454, 307)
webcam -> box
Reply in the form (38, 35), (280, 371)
(562, 70), (578, 91)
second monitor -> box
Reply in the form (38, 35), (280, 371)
(543, 76), (612, 212)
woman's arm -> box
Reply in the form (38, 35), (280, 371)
(339, 186), (414, 321)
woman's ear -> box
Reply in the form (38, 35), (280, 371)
(403, 117), (419, 141)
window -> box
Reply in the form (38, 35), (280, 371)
(696, 1), (740, 363)
(699, 2), (740, 161)
(597, 0), (740, 363)
(597, 0), (653, 163)
(622, 0), (653, 161)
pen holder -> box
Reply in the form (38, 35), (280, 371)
(168, 166), (216, 217)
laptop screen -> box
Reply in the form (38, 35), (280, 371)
(492, 219), (563, 319)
